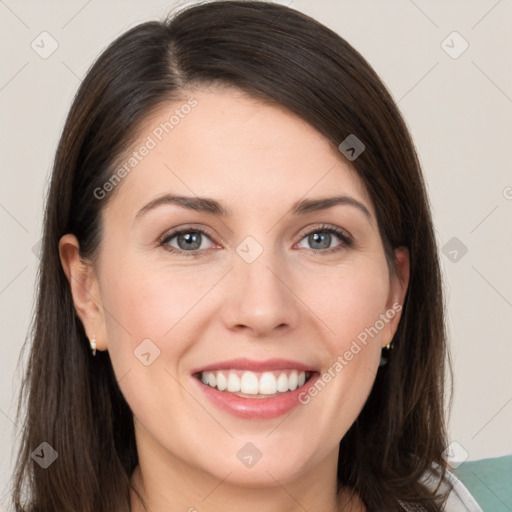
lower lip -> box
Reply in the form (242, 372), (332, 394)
(193, 373), (319, 420)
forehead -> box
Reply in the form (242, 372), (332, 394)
(104, 87), (374, 219)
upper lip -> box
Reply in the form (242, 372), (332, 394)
(191, 357), (317, 374)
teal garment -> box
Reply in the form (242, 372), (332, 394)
(454, 455), (512, 512)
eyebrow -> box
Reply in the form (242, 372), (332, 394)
(135, 194), (373, 222)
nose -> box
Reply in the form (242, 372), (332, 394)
(220, 246), (302, 338)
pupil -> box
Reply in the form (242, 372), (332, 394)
(310, 232), (330, 250)
(180, 232), (201, 250)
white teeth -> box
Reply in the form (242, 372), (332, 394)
(216, 372), (227, 391)
(240, 371), (259, 394)
(227, 373), (241, 392)
(288, 370), (298, 391)
(259, 372), (277, 395)
(276, 372), (289, 392)
(200, 369), (309, 395)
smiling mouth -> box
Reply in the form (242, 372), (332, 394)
(194, 369), (314, 398)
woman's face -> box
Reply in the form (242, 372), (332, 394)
(64, 88), (408, 490)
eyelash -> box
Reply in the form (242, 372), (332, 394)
(158, 224), (353, 258)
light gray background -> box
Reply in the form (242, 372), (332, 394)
(1, 0), (511, 509)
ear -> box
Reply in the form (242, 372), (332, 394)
(59, 234), (107, 352)
(382, 247), (410, 348)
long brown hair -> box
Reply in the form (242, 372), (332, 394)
(12, 1), (453, 511)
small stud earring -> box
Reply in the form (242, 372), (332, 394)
(90, 336), (97, 356)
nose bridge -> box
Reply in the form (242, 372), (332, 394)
(222, 235), (300, 334)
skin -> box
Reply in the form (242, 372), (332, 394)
(60, 87), (409, 512)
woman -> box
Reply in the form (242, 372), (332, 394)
(12, 1), (482, 511)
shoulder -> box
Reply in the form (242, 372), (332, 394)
(407, 462), (483, 512)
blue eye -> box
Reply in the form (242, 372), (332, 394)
(160, 228), (215, 258)
(297, 225), (352, 253)
(159, 224), (352, 258)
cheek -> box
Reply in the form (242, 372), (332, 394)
(300, 258), (391, 351)
(97, 261), (201, 434)
(294, 259), (390, 427)
(97, 256), (226, 400)
(99, 256), (200, 344)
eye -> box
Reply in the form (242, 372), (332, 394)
(296, 224), (352, 253)
(160, 227), (216, 257)
(159, 224), (353, 258)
